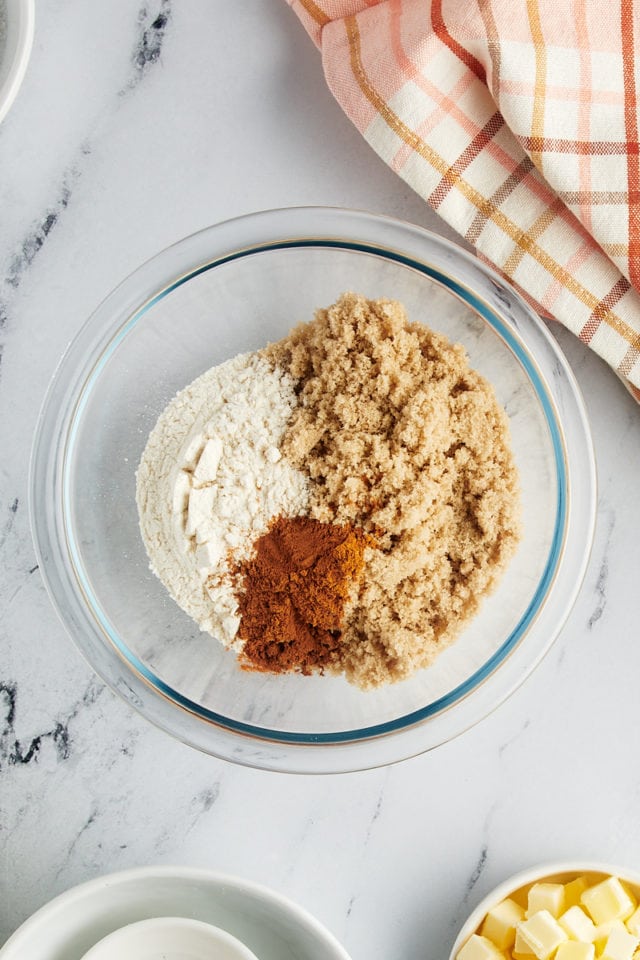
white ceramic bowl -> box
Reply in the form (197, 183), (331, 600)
(0, 0), (34, 124)
(449, 861), (640, 959)
(0, 866), (352, 960)
(81, 917), (259, 960)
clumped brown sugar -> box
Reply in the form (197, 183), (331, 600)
(264, 293), (521, 689)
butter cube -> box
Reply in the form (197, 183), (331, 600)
(481, 899), (525, 950)
(564, 878), (590, 910)
(559, 906), (597, 942)
(581, 878), (636, 925)
(595, 921), (628, 952)
(600, 926), (639, 960)
(626, 906), (640, 937)
(513, 929), (536, 957)
(517, 911), (568, 960)
(457, 933), (506, 960)
(528, 884), (566, 919)
(555, 943), (595, 960)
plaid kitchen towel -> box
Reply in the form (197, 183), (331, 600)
(287, 0), (640, 399)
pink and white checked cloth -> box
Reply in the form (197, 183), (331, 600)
(287, 0), (640, 399)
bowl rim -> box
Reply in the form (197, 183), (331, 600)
(448, 860), (640, 958)
(0, 865), (352, 960)
(28, 206), (597, 773)
(0, 0), (35, 125)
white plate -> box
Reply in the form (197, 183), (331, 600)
(0, 0), (34, 124)
(0, 867), (352, 960)
(81, 916), (259, 960)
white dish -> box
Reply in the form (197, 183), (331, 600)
(0, 0), (34, 124)
(0, 867), (352, 960)
(81, 916), (259, 960)
(449, 861), (640, 959)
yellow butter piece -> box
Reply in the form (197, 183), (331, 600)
(481, 899), (525, 950)
(514, 929), (536, 956)
(564, 878), (590, 910)
(559, 905), (597, 942)
(555, 943), (595, 960)
(595, 921), (628, 952)
(626, 906), (640, 938)
(517, 910), (568, 960)
(527, 883), (566, 919)
(600, 925), (639, 960)
(581, 878), (636, 925)
(457, 933), (507, 960)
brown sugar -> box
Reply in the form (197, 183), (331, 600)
(264, 293), (521, 689)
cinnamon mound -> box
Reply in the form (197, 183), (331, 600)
(235, 516), (374, 675)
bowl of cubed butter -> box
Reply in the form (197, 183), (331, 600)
(450, 863), (640, 960)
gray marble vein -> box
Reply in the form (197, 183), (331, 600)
(497, 719), (531, 759)
(0, 679), (105, 770)
(465, 845), (488, 899)
(54, 804), (101, 880)
(126, 1), (172, 88)
(0, 3), (173, 355)
(4, 179), (74, 292)
(588, 508), (616, 630)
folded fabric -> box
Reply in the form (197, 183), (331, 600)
(287, 0), (640, 400)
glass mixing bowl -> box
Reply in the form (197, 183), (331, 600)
(30, 207), (596, 773)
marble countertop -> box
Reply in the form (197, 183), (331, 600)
(1, 3), (639, 958)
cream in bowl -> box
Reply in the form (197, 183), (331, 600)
(80, 916), (259, 960)
(451, 864), (640, 960)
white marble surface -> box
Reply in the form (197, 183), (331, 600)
(1, 3), (640, 958)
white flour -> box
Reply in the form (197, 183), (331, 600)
(136, 352), (309, 648)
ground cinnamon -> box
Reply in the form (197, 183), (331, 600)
(234, 516), (373, 675)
